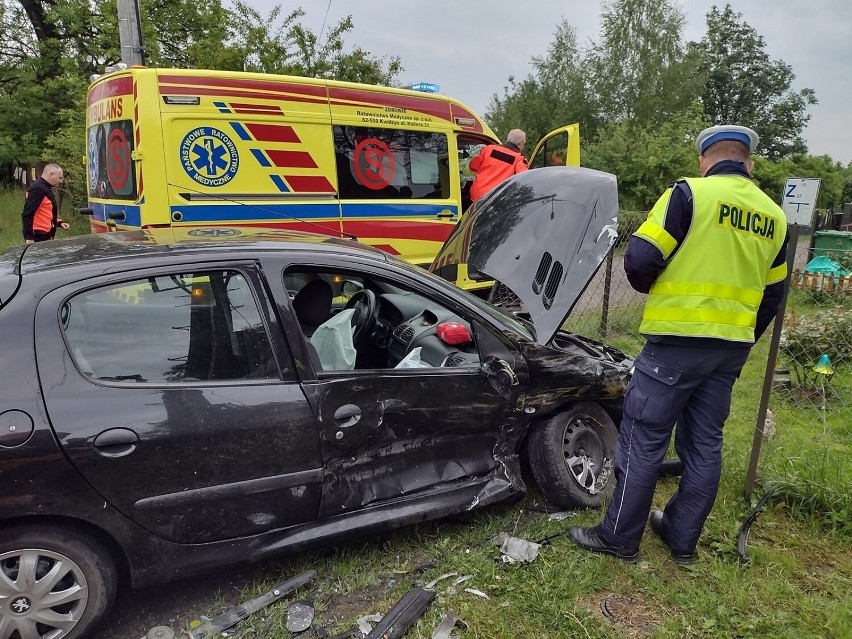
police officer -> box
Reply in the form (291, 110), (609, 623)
(468, 129), (528, 203)
(568, 125), (788, 564)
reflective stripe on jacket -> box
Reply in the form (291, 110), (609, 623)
(469, 144), (528, 201)
(635, 174), (787, 342)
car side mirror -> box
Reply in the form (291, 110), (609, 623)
(481, 356), (518, 400)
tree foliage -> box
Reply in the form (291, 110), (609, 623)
(485, 0), (831, 211)
(693, 4), (817, 160)
(588, 0), (702, 126)
(0, 0), (403, 198)
(486, 21), (594, 145)
(583, 102), (707, 210)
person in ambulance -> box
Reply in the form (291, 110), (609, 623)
(468, 129), (529, 204)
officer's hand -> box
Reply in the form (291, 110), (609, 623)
(60, 222), (71, 230)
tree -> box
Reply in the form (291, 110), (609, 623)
(583, 101), (708, 211)
(223, 2), (402, 85)
(0, 0), (404, 195)
(752, 155), (845, 209)
(693, 4), (817, 160)
(588, 0), (703, 126)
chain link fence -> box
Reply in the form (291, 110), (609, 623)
(560, 210), (852, 535)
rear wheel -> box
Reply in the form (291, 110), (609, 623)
(528, 401), (618, 508)
(0, 525), (117, 639)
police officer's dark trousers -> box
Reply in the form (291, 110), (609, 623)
(598, 341), (751, 552)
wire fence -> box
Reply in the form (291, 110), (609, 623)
(561, 210), (852, 534)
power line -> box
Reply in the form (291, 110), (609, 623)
(318, 0), (333, 47)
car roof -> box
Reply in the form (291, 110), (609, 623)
(18, 229), (390, 276)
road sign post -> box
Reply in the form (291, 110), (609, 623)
(744, 177), (821, 504)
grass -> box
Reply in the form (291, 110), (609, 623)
(3, 194), (850, 638)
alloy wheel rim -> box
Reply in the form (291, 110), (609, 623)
(561, 414), (612, 495)
(0, 548), (89, 639)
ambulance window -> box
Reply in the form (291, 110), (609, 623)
(334, 126), (450, 200)
(87, 120), (137, 201)
(458, 135), (494, 177)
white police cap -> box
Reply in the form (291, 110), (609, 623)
(696, 125), (759, 154)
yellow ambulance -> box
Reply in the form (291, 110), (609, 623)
(84, 67), (579, 291)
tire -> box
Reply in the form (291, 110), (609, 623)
(0, 524), (117, 639)
(527, 401), (618, 509)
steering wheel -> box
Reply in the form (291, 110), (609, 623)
(343, 289), (378, 343)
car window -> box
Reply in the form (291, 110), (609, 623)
(333, 126), (450, 200)
(62, 270), (277, 383)
(284, 268), (480, 373)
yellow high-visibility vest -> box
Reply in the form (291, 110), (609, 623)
(634, 174), (787, 342)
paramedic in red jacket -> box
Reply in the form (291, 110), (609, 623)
(22, 164), (68, 244)
(468, 129), (529, 203)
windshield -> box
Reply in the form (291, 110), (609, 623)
(389, 257), (535, 341)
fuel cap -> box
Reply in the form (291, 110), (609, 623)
(0, 411), (35, 448)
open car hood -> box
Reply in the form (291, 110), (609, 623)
(430, 166), (619, 346)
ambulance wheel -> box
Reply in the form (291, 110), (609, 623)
(0, 523), (117, 639)
(528, 401), (618, 508)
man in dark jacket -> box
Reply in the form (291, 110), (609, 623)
(22, 164), (68, 243)
(568, 125), (789, 565)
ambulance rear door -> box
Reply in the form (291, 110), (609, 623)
(327, 85), (462, 267)
(529, 124), (581, 169)
(158, 71), (343, 239)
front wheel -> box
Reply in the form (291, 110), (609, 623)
(0, 525), (117, 639)
(527, 401), (618, 508)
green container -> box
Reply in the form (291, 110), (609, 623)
(811, 230), (852, 258)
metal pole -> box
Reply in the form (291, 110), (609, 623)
(599, 247), (614, 337)
(117, 0), (145, 66)
(744, 224), (800, 504)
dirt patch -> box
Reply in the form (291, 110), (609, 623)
(576, 590), (670, 638)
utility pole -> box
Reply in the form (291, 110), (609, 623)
(117, 0), (146, 66)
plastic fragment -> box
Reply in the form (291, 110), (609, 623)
(492, 532), (542, 563)
(449, 575), (472, 588)
(364, 588), (435, 639)
(431, 610), (459, 639)
(286, 600), (315, 633)
(424, 572), (458, 589)
(357, 614), (383, 635)
(463, 588), (489, 599)
(547, 511), (575, 521)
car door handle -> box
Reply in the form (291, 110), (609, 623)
(333, 404), (361, 428)
(93, 428), (139, 457)
(436, 210), (456, 219)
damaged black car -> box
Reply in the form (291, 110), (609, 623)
(0, 167), (631, 638)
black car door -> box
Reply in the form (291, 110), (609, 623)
(260, 254), (527, 518)
(35, 263), (324, 544)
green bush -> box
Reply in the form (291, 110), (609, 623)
(780, 305), (852, 389)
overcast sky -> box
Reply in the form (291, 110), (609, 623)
(253, 0), (850, 165)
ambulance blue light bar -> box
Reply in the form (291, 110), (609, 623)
(407, 82), (440, 93)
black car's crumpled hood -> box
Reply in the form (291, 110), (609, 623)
(430, 166), (620, 345)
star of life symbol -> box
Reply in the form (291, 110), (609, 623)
(180, 126), (239, 188)
(12, 597), (31, 613)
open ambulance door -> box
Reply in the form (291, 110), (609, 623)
(529, 124), (581, 169)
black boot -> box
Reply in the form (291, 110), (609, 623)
(568, 526), (641, 564)
(649, 510), (697, 565)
